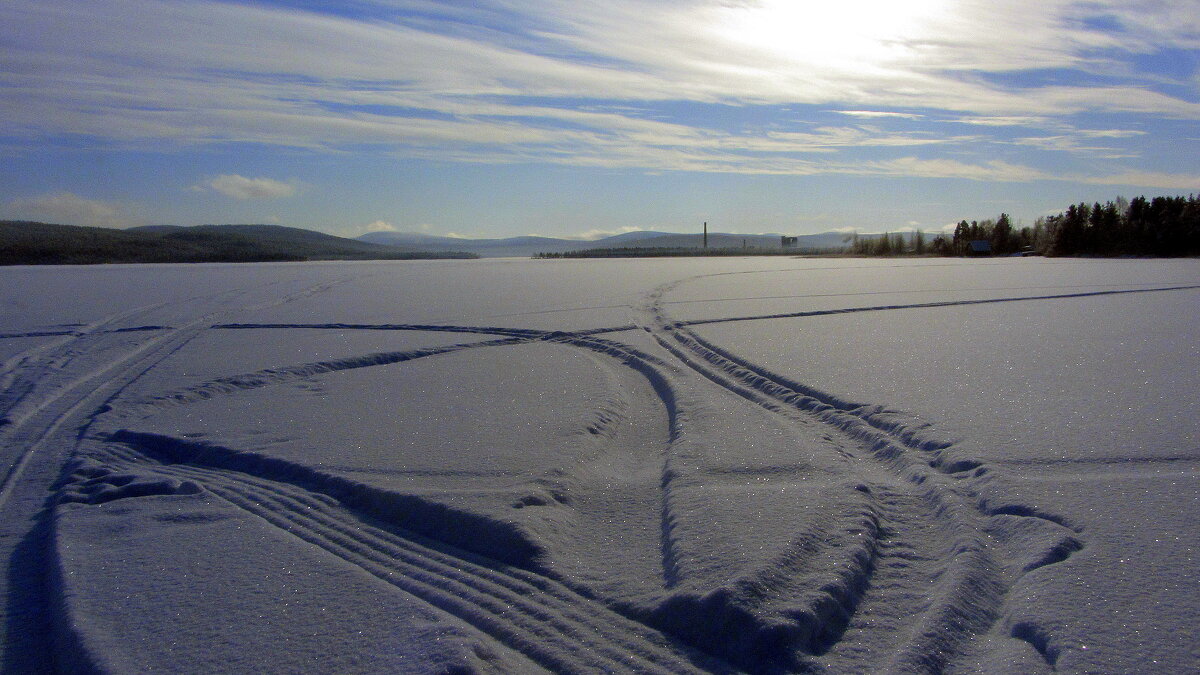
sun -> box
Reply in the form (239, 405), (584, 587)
(708, 0), (949, 72)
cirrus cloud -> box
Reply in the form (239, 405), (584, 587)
(0, 0), (1197, 237)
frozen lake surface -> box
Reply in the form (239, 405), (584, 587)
(1, 257), (1197, 673)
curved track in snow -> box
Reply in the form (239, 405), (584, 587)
(67, 435), (723, 674)
(637, 275), (1095, 672)
(40, 318), (729, 673)
(1, 274), (379, 673)
(9, 266), (1193, 673)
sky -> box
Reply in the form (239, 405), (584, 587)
(2, 0), (1199, 240)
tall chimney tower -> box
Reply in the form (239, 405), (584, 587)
(703, 221), (708, 249)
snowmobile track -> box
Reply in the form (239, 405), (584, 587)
(92, 438), (728, 675)
(640, 276), (1089, 673)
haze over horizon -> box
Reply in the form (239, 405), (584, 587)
(2, 0), (1198, 239)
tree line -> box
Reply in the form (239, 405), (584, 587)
(847, 194), (1200, 257)
(535, 246), (827, 258)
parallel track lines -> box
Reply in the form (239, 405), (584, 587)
(39, 269), (1121, 673)
(100, 447), (717, 675)
(640, 278), (1085, 673)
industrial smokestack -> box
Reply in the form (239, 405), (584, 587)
(703, 221), (708, 249)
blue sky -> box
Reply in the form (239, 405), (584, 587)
(2, 0), (1198, 239)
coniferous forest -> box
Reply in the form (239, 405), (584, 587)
(0, 221), (478, 265)
(847, 194), (1200, 257)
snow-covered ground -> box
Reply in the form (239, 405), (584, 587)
(1, 257), (1196, 674)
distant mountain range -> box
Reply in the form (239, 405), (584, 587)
(359, 230), (851, 258)
(0, 221), (853, 265)
(0, 222), (478, 265)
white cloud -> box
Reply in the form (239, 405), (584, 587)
(1078, 129), (1148, 139)
(364, 220), (398, 233)
(1013, 135), (1108, 153)
(951, 116), (1054, 127)
(839, 157), (1200, 190)
(850, 157), (1053, 183)
(832, 111), (924, 120)
(571, 225), (644, 240)
(0, 0), (1197, 181)
(332, 219), (402, 238)
(200, 175), (296, 200)
(7, 1), (1199, 121)
(4, 192), (133, 227)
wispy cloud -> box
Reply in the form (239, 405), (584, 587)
(813, 157), (1200, 189)
(0, 0), (1196, 183)
(950, 116), (1054, 127)
(848, 158), (1054, 183)
(197, 175), (297, 200)
(1077, 171), (1200, 190)
(833, 111), (925, 120)
(1012, 134), (1138, 156)
(1078, 129), (1148, 139)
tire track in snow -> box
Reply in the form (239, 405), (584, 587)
(1, 273), (382, 671)
(0, 270), (360, 431)
(93, 320), (730, 666)
(2, 276), (374, 506)
(127, 336), (535, 412)
(658, 280), (1200, 309)
(0, 317), (215, 674)
(64, 436), (728, 675)
(125, 322), (692, 592)
(45, 273), (1149, 672)
(0, 303), (170, 427)
(640, 278), (1090, 673)
(673, 284), (1200, 328)
(107, 315), (1015, 672)
(212, 321), (639, 336)
(0, 325), (204, 512)
(0, 326), (168, 339)
(643, 323), (1007, 672)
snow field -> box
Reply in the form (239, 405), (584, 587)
(0, 257), (1196, 673)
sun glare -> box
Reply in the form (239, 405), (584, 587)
(710, 0), (948, 71)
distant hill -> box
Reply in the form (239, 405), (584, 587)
(0, 220), (851, 266)
(591, 230), (672, 245)
(360, 230), (850, 258)
(360, 231), (590, 258)
(126, 225), (187, 234)
(0, 222), (478, 265)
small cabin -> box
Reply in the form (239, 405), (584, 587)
(967, 240), (992, 256)
(781, 236), (798, 248)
